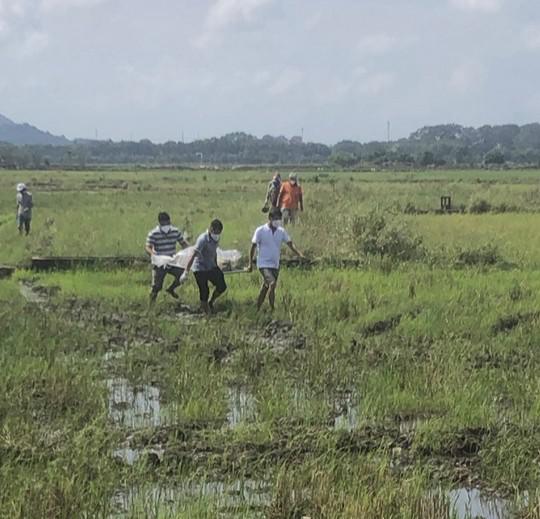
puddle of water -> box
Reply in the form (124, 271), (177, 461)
(19, 282), (48, 304)
(113, 445), (165, 466)
(107, 378), (172, 428)
(227, 387), (257, 428)
(333, 391), (359, 431)
(103, 350), (126, 362)
(111, 479), (270, 517)
(447, 488), (513, 519)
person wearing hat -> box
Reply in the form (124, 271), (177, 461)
(277, 173), (303, 225)
(262, 171), (281, 212)
(16, 183), (33, 236)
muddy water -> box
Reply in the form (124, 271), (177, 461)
(227, 387), (257, 428)
(333, 391), (359, 431)
(107, 377), (171, 428)
(110, 479), (270, 517)
(447, 488), (514, 519)
(19, 281), (48, 304)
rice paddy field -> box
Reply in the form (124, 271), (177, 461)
(2, 168), (540, 518)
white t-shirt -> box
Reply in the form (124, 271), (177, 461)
(252, 223), (291, 269)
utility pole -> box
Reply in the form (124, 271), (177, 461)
(387, 121), (391, 143)
(301, 127), (304, 142)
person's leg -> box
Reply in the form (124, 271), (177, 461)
(149, 266), (166, 304)
(208, 268), (227, 310)
(24, 218), (31, 236)
(194, 271), (211, 314)
(17, 215), (23, 236)
(257, 269), (275, 310)
(165, 266), (184, 298)
(267, 269), (279, 310)
(289, 209), (297, 225)
(282, 208), (290, 225)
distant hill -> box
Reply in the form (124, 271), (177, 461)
(0, 113), (70, 146)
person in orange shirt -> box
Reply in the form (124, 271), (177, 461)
(277, 173), (303, 224)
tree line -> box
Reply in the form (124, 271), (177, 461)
(2, 124), (540, 169)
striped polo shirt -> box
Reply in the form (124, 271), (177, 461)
(146, 225), (184, 256)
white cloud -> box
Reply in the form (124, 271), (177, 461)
(18, 30), (49, 56)
(357, 33), (397, 56)
(195, 0), (274, 48)
(267, 68), (303, 96)
(449, 0), (503, 13)
(449, 62), (485, 93)
(521, 24), (540, 50)
(40, 0), (110, 12)
(356, 72), (394, 95)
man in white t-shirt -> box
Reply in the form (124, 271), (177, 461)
(249, 207), (304, 311)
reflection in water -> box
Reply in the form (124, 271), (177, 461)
(107, 378), (165, 428)
(111, 479), (270, 517)
(448, 488), (513, 519)
(227, 387), (257, 428)
(333, 391), (358, 431)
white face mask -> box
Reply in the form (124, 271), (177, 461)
(210, 232), (221, 242)
(160, 224), (172, 234)
(271, 219), (282, 228)
(290, 180), (297, 185)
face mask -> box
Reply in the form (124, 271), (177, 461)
(290, 180), (296, 185)
(210, 232), (221, 242)
(271, 219), (282, 228)
(160, 225), (172, 234)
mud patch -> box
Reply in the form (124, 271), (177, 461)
(253, 320), (306, 353)
(491, 311), (540, 334)
(360, 308), (421, 337)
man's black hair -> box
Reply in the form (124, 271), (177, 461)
(210, 219), (223, 232)
(158, 212), (171, 224)
(269, 207), (282, 220)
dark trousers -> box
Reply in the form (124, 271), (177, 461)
(193, 268), (227, 302)
(17, 215), (31, 235)
(150, 266), (184, 298)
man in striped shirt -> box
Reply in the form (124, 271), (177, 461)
(145, 212), (189, 304)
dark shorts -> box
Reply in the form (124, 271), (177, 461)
(17, 213), (31, 226)
(151, 265), (184, 292)
(259, 268), (279, 286)
(193, 268), (227, 302)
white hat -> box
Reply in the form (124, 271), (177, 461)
(16, 183), (27, 192)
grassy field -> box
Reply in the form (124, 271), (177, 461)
(1, 168), (540, 518)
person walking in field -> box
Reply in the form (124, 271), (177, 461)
(145, 212), (190, 304)
(263, 171), (281, 212)
(182, 219), (227, 315)
(16, 183), (33, 236)
(277, 173), (303, 224)
(249, 207), (304, 311)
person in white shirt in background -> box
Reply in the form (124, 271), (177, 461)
(248, 207), (304, 311)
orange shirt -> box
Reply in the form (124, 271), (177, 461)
(278, 181), (303, 209)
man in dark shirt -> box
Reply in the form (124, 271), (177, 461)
(183, 219), (227, 314)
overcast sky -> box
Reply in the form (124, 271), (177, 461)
(0, 0), (539, 143)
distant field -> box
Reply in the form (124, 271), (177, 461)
(1, 168), (540, 518)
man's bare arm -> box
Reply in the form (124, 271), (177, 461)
(145, 244), (155, 256)
(248, 243), (257, 272)
(287, 241), (303, 258)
